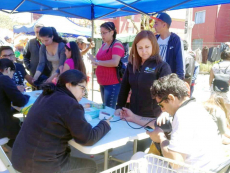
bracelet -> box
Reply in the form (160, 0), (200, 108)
(95, 60), (99, 65)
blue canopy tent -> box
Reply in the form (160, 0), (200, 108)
(13, 15), (91, 37)
(1, 0), (230, 20)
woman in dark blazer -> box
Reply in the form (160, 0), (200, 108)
(12, 70), (111, 173)
(0, 58), (30, 146)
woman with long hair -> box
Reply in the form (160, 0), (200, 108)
(62, 41), (86, 75)
(115, 30), (171, 151)
(12, 70), (111, 173)
(88, 22), (125, 109)
(203, 94), (230, 144)
(33, 27), (66, 84)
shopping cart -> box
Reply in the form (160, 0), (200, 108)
(101, 154), (230, 173)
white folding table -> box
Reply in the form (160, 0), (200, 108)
(14, 91), (150, 170)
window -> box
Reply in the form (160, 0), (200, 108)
(195, 11), (206, 24)
(192, 39), (203, 50)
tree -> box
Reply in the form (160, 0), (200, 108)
(125, 16), (139, 34)
(141, 14), (156, 33)
(0, 12), (28, 30)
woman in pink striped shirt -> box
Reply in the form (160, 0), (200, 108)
(88, 22), (124, 108)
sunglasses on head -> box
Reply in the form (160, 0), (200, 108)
(157, 97), (168, 108)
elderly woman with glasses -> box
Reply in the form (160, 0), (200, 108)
(88, 22), (125, 109)
(115, 30), (171, 151)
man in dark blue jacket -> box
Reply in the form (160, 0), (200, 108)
(153, 12), (185, 79)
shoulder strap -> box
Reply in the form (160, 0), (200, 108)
(106, 39), (117, 53)
(225, 64), (230, 74)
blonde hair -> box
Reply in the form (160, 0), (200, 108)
(203, 94), (230, 126)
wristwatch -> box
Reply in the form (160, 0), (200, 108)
(95, 60), (99, 65)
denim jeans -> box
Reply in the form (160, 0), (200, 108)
(190, 85), (194, 97)
(100, 83), (121, 109)
(56, 157), (97, 173)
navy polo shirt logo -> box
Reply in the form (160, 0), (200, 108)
(144, 67), (156, 73)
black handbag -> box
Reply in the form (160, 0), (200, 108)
(213, 64), (230, 93)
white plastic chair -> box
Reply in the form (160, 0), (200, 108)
(0, 137), (19, 173)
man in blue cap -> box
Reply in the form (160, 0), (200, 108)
(153, 12), (185, 80)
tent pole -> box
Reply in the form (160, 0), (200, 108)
(91, 20), (94, 101)
(11, 0), (25, 14)
(95, 0), (141, 20)
(149, 0), (193, 15)
(115, 0), (150, 16)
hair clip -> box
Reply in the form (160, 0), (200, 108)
(66, 42), (71, 49)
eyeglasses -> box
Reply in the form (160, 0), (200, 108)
(2, 54), (15, 59)
(100, 31), (110, 36)
(157, 97), (168, 108)
(77, 84), (86, 93)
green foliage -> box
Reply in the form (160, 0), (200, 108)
(0, 12), (28, 30)
(199, 60), (220, 73)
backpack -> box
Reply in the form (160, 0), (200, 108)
(213, 64), (230, 93)
(184, 52), (195, 85)
(107, 40), (129, 83)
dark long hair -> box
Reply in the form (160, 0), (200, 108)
(65, 42), (86, 75)
(100, 22), (117, 49)
(42, 70), (87, 95)
(39, 27), (66, 43)
(0, 58), (16, 72)
(129, 30), (162, 73)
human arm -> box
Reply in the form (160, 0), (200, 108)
(80, 41), (95, 56)
(192, 64), (199, 83)
(65, 104), (111, 146)
(119, 107), (156, 128)
(216, 108), (229, 134)
(3, 76), (30, 107)
(88, 42), (124, 67)
(25, 74), (34, 86)
(147, 127), (186, 169)
(45, 72), (58, 83)
(175, 39), (185, 80)
(56, 43), (66, 74)
(209, 68), (214, 86)
(33, 45), (46, 81)
(115, 64), (131, 114)
(62, 63), (70, 73)
(23, 41), (31, 70)
(158, 62), (172, 78)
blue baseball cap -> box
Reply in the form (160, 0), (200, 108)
(152, 13), (172, 26)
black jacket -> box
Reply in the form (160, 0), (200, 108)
(0, 73), (30, 139)
(116, 57), (171, 117)
(12, 86), (111, 173)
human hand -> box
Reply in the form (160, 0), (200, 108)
(157, 112), (172, 126)
(114, 109), (122, 116)
(17, 85), (25, 92)
(105, 116), (113, 126)
(59, 65), (64, 74)
(89, 41), (95, 48)
(45, 77), (53, 83)
(146, 127), (166, 143)
(87, 53), (95, 61)
(120, 107), (136, 122)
